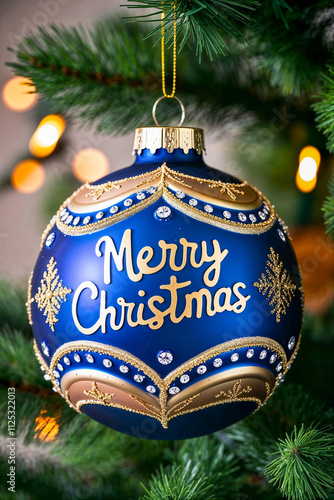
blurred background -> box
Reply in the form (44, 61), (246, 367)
(1, 0), (334, 320)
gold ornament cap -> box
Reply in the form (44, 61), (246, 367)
(132, 127), (205, 156)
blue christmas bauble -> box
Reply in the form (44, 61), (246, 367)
(28, 127), (303, 439)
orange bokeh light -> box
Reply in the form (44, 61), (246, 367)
(72, 148), (109, 182)
(299, 146), (321, 170)
(34, 409), (60, 442)
(29, 114), (66, 157)
(2, 77), (37, 112)
(11, 159), (45, 193)
(295, 169), (317, 193)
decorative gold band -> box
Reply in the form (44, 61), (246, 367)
(132, 127), (205, 155)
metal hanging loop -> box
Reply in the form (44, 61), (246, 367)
(152, 95), (185, 127)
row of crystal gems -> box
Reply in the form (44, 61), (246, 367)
(42, 337), (295, 397)
(57, 186), (271, 228)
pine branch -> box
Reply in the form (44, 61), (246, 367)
(124, 0), (259, 60)
(265, 425), (334, 500)
(313, 65), (334, 153)
(322, 176), (334, 239)
(141, 436), (242, 500)
(7, 19), (162, 135)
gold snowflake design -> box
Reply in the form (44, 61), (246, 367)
(253, 247), (296, 323)
(34, 257), (72, 332)
(86, 163), (245, 201)
(215, 379), (252, 400)
(84, 382), (114, 405)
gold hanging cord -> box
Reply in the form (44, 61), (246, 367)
(161, 4), (177, 98)
(152, 3), (185, 126)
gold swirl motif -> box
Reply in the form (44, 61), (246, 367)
(26, 271), (34, 326)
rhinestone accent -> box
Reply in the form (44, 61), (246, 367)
(157, 350), (173, 365)
(60, 212), (68, 221)
(204, 204), (213, 213)
(238, 212), (247, 222)
(73, 216), (80, 226)
(169, 386), (180, 395)
(197, 365), (207, 374)
(146, 385), (156, 393)
(103, 359), (112, 368)
(44, 374), (51, 381)
(213, 358), (223, 368)
(124, 198), (133, 207)
(57, 363), (64, 372)
(269, 354), (277, 364)
(63, 356), (71, 366)
(276, 362), (283, 372)
(223, 210), (231, 219)
(146, 186), (157, 194)
(258, 211), (266, 220)
(65, 214), (73, 224)
(45, 232), (56, 247)
(231, 353), (239, 362)
(119, 365), (129, 373)
(278, 229), (286, 241)
(55, 379), (60, 386)
(74, 354), (81, 362)
(83, 216), (91, 225)
(41, 341), (50, 357)
(188, 198), (198, 206)
(155, 206), (172, 219)
(96, 211), (104, 220)
(277, 373), (285, 383)
(259, 350), (267, 359)
(175, 190), (185, 199)
(137, 192), (146, 200)
(53, 370), (60, 378)
(86, 354), (94, 363)
(60, 208), (67, 217)
(246, 349), (254, 358)
(249, 214), (257, 223)
(288, 336), (296, 350)
(110, 206), (119, 214)
(180, 374), (190, 384)
(134, 374), (145, 383)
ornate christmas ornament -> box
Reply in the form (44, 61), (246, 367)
(28, 124), (303, 439)
(27, 9), (303, 439)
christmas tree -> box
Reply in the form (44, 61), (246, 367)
(1, 1), (334, 499)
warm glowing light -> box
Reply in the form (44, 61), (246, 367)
(34, 409), (60, 442)
(2, 77), (37, 112)
(299, 145), (321, 169)
(11, 159), (45, 193)
(296, 169), (317, 193)
(36, 124), (59, 147)
(298, 157), (317, 182)
(29, 114), (66, 157)
(72, 148), (109, 182)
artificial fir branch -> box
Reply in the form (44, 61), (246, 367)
(124, 0), (259, 60)
(322, 176), (334, 239)
(265, 425), (334, 500)
(313, 65), (334, 153)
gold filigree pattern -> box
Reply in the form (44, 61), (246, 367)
(215, 379), (252, 400)
(84, 381), (114, 404)
(34, 257), (72, 331)
(85, 163), (246, 202)
(86, 181), (122, 201)
(253, 248), (296, 323)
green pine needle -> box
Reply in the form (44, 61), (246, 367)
(124, 0), (260, 60)
(322, 176), (334, 240)
(266, 424), (334, 500)
(314, 65), (334, 153)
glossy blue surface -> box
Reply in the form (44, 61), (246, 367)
(30, 146), (303, 439)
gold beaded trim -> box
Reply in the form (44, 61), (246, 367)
(54, 164), (275, 237)
(26, 271), (34, 326)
